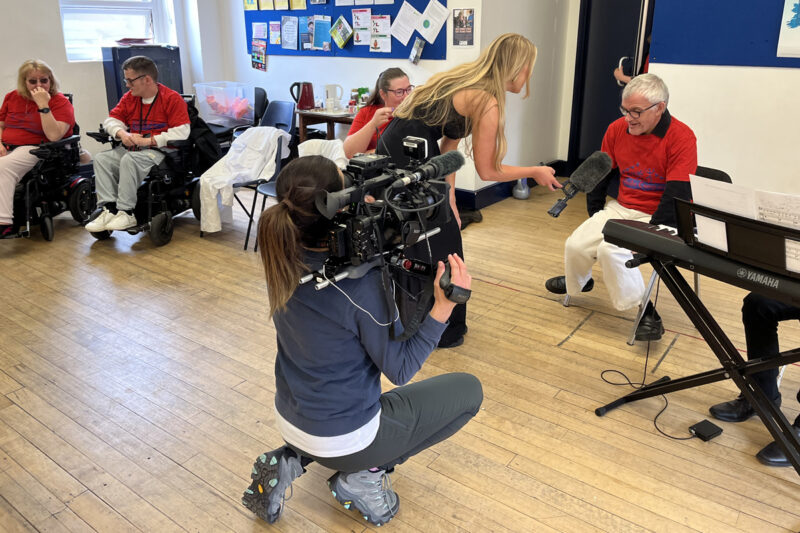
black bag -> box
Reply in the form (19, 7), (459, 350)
(186, 100), (222, 174)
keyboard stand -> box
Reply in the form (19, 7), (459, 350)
(595, 257), (800, 475)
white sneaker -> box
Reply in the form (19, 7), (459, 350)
(105, 211), (138, 231)
(85, 208), (113, 232)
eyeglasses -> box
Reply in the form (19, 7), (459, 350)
(386, 85), (414, 97)
(124, 74), (147, 85)
(27, 78), (50, 85)
(619, 101), (660, 119)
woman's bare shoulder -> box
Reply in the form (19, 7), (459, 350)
(453, 89), (497, 118)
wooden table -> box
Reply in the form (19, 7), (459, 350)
(296, 109), (355, 143)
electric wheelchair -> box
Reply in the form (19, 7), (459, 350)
(85, 95), (221, 246)
(3, 96), (95, 241)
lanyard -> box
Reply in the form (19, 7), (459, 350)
(138, 91), (159, 135)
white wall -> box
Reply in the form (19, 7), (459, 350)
(650, 62), (800, 194)
(0, 0), (109, 155)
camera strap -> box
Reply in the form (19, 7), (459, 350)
(385, 266), (433, 341)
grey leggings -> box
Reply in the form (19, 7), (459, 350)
(290, 372), (483, 473)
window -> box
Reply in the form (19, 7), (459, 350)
(59, 0), (177, 62)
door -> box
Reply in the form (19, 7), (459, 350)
(567, 0), (654, 170)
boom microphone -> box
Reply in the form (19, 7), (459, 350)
(392, 151), (465, 189)
(548, 151), (613, 217)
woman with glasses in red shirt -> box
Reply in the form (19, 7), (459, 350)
(0, 59), (75, 237)
(343, 68), (413, 159)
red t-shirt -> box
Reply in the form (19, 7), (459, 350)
(347, 104), (392, 152)
(110, 83), (189, 136)
(0, 90), (75, 146)
(601, 114), (697, 214)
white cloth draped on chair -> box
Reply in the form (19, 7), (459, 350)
(199, 126), (290, 233)
(297, 139), (348, 169)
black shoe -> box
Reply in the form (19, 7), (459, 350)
(708, 394), (780, 423)
(544, 276), (594, 295)
(459, 209), (483, 230)
(634, 312), (664, 341)
(755, 419), (800, 467)
(438, 325), (467, 349)
(0, 224), (19, 238)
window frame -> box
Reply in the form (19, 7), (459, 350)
(59, 0), (177, 62)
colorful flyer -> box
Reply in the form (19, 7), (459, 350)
(299, 16), (313, 49)
(244, 0), (258, 10)
(269, 21), (282, 44)
(313, 15), (332, 51)
(330, 15), (354, 48)
(251, 39), (267, 70)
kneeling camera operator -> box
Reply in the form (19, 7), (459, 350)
(242, 153), (482, 527)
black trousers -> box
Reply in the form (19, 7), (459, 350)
(289, 372), (482, 473)
(396, 214), (467, 344)
(742, 292), (800, 422)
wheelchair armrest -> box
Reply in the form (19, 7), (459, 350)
(87, 131), (113, 144)
(166, 139), (192, 149)
(29, 135), (81, 159)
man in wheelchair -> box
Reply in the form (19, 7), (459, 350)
(1, 59), (84, 240)
(85, 56), (191, 238)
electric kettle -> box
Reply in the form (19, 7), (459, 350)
(290, 81), (315, 110)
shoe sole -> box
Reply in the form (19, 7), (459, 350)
(327, 473), (399, 526)
(241, 451), (285, 524)
(545, 278), (594, 295)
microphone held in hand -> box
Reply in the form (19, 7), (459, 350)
(548, 151), (613, 217)
(392, 151), (465, 189)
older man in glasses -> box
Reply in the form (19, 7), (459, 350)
(86, 55), (190, 232)
(545, 73), (697, 342)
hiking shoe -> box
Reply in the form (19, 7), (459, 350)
(85, 208), (114, 232)
(328, 469), (399, 526)
(105, 211), (137, 231)
(545, 276), (594, 295)
(242, 447), (304, 523)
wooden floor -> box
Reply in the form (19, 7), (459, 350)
(1, 185), (798, 533)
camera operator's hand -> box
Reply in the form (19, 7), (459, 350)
(430, 254), (471, 323)
(530, 166), (562, 191)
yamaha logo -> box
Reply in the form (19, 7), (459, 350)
(737, 268), (780, 289)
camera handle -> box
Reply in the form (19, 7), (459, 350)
(439, 262), (471, 304)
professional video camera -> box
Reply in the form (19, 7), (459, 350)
(312, 137), (465, 283)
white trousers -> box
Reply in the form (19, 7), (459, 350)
(0, 146), (39, 224)
(564, 199), (651, 311)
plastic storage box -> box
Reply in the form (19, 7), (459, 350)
(194, 81), (254, 128)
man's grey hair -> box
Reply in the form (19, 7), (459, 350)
(622, 73), (669, 106)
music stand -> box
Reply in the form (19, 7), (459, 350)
(597, 199), (800, 475)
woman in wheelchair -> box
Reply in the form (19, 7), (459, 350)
(0, 59), (75, 237)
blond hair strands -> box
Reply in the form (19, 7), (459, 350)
(17, 59), (60, 98)
(393, 33), (537, 171)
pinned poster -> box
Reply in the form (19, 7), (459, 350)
(452, 8), (474, 46)
(330, 15), (353, 48)
(352, 8), (371, 45)
(274, 0), (289, 8)
(299, 16), (313, 49)
(313, 15), (332, 51)
(252, 22), (268, 39)
(269, 21), (282, 44)
(290, 0), (307, 8)
(282, 16), (299, 49)
(391, 1), (420, 46)
(416, 0), (447, 44)
(244, 0), (258, 10)
(335, 0), (355, 4)
(777, 0), (800, 57)
(258, 0), (274, 8)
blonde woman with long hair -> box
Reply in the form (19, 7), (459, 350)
(377, 33), (560, 348)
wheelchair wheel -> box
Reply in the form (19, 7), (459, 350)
(191, 181), (201, 221)
(149, 212), (174, 246)
(40, 216), (54, 241)
(69, 180), (96, 224)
